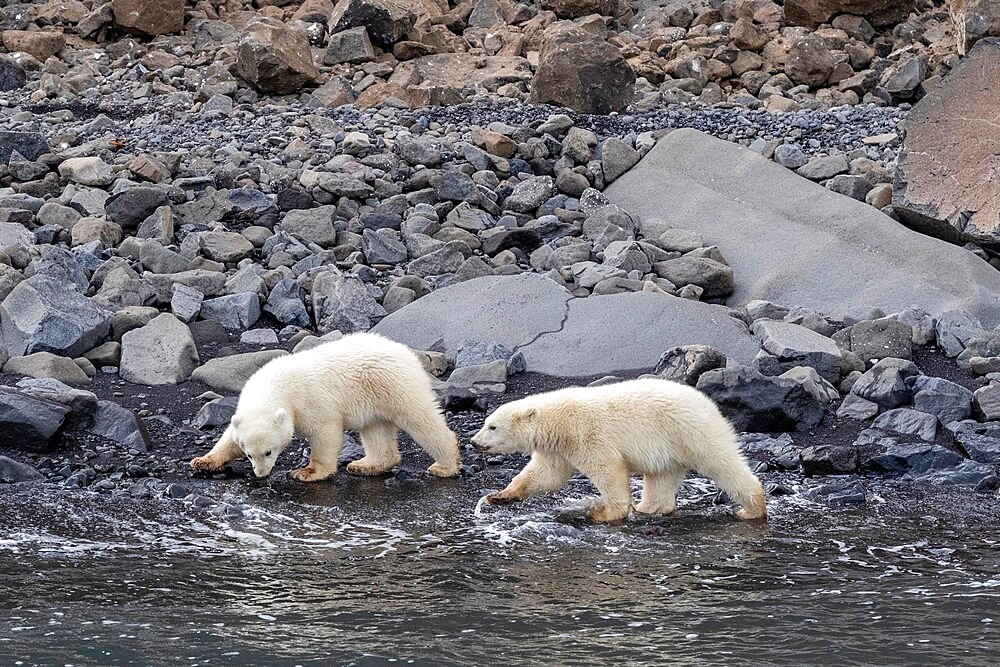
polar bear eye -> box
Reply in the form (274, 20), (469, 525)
(488, 425), (496, 431)
(265, 450), (273, 457)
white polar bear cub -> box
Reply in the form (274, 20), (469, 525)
(191, 332), (461, 482)
(471, 378), (765, 523)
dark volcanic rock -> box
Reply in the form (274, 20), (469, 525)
(654, 345), (727, 386)
(0, 131), (49, 164)
(784, 0), (917, 29)
(85, 401), (151, 452)
(0, 387), (70, 453)
(0, 55), (26, 92)
(0, 455), (44, 483)
(696, 365), (825, 432)
(800, 444), (859, 475)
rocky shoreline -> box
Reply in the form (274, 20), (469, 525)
(2, 0), (1000, 519)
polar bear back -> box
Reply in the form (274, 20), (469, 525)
(235, 333), (439, 432)
(505, 378), (742, 473)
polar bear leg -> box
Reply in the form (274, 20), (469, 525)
(191, 425), (241, 471)
(347, 420), (402, 476)
(635, 465), (687, 515)
(291, 428), (343, 482)
(397, 408), (461, 478)
(697, 456), (767, 520)
(575, 454), (632, 523)
(487, 452), (574, 505)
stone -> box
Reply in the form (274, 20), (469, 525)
(1, 30), (65, 60)
(529, 23), (636, 114)
(973, 383), (1000, 421)
(911, 376), (973, 424)
(863, 441), (964, 477)
(903, 459), (998, 491)
(120, 314), (199, 385)
(883, 55), (927, 99)
(800, 445), (859, 475)
(0, 455), (43, 483)
(4, 352), (90, 385)
(328, 0), (426, 48)
(264, 278), (310, 327)
(951, 0), (1000, 53)
(850, 358), (920, 408)
(653, 257), (733, 299)
(696, 365), (825, 432)
(872, 408), (938, 442)
(0, 222), (33, 247)
(957, 432), (1000, 465)
(111, 0), (184, 35)
(325, 27), (375, 64)
(281, 207), (337, 247)
(785, 35), (835, 87)
(200, 293), (261, 332)
(0, 55), (26, 92)
(836, 393), (879, 420)
(797, 154), (849, 181)
(58, 157), (114, 187)
(774, 144), (809, 169)
(893, 39), (1000, 248)
(448, 360), (508, 387)
(236, 18), (319, 94)
(199, 231), (255, 263)
(311, 272), (386, 334)
(70, 218), (122, 248)
(654, 345), (726, 386)
(0, 387), (70, 453)
(834, 317), (912, 363)
(603, 129), (1000, 325)
(86, 401), (150, 451)
(784, 0), (917, 28)
(104, 187), (169, 229)
(374, 274), (760, 377)
(752, 320), (843, 382)
(136, 206), (175, 245)
(407, 241), (466, 277)
(371, 54), (531, 109)
(779, 366), (840, 405)
(0, 131), (48, 164)
(191, 350), (288, 394)
(362, 229), (407, 265)
(0, 275), (111, 358)
(601, 138), (641, 184)
(505, 177), (555, 214)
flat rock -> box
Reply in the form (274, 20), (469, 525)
(0, 274), (111, 357)
(4, 352), (90, 385)
(191, 350), (287, 394)
(0, 455), (43, 483)
(893, 39), (1000, 248)
(85, 400), (150, 451)
(0, 387), (70, 453)
(604, 129), (1000, 325)
(120, 313), (199, 385)
(373, 274), (760, 376)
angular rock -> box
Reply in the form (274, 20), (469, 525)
(0, 55), (26, 92)
(15, 377), (98, 416)
(191, 396), (239, 430)
(264, 278), (310, 327)
(833, 317), (912, 363)
(654, 345), (726, 386)
(653, 257), (733, 300)
(86, 401), (150, 451)
(4, 352), (90, 385)
(200, 293), (261, 332)
(58, 157), (114, 187)
(973, 383), (1000, 421)
(893, 40), (1000, 248)
(111, 0), (184, 35)
(120, 314), (199, 385)
(911, 376), (973, 424)
(903, 460), (998, 491)
(324, 26), (374, 64)
(952, 0), (1000, 53)
(104, 187), (169, 229)
(0, 455), (43, 483)
(312, 272), (386, 333)
(236, 18), (318, 94)
(0, 131), (48, 164)
(0, 275), (111, 357)
(529, 23), (635, 114)
(872, 408), (938, 441)
(850, 358), (920, 408)
(191, 350), (288, 394)
(836, 393), (879, 420)
(328, 0), (425, 48)
(784, 0), (917, 28)
(864, 441), (964, 477)
(696, 365), (826, 432)
(785, 35), (835, 87)
(752, 320), (843, 382)
(199, 231), (255, 263)
(0, 387), (70, 453)
(800, 444), (858, 475)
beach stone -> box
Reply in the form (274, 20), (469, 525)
(0, 55), (26, 92)
(281, 207), (337, 247)
(104, 187), (169, 229)
(952, 0), (1000, 53)
(800, 445), (858, 475)
(833, 317), (913, 363)
(654, 345), (727, 386)
(903, 459), (998, 491)
(328, 0), (422, 48)
(191, 350), (287, 394)
(120, 314), (199, 385)
(200, 293), (261, 331)
(911, 376), (973, 424)
(85, 400), (150, 451)
(850, 357), (920, 408)
(784, 0), (917, 28)
(264, 278), (310, 327)
(0, 275), (111, 357)
(785, 34), (835, 87)
(191, 396), (239, 430)
(872, 408), (938, 441)
(653, 257), (733, 299)
(0, 455), (43, 483)
(973, 383), (1000, 421)
(236, 17), (319, 94)
(863, 441), (963, 477)
(15, 378), (98, 416)
(935, 309), (985, 357)
(58, 157), (113, 187)
(111, 0), (184, 35)
(0, 131), (48, 164)
(752, 320), (843, 382)
(4, 352), (90, 385)
(779, 366), (840, 405)
(893, 39), (1000, 247)
(324, 26), (374, 64)
(957, 432), (1000, 465)
(530, 23), (635, 114)
(797, 154), (850, 181)
(774, 144), (808, 169)
(0, 387), (70, 453)
(601, 138), (641, 183)
(836, 393), (879, 420)
(312, 272), (385, 334)
(696, 365), (825, 432)
(604, 129), (1000, 326)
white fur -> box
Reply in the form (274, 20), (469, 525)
(471, 378), (766, 522)
(191, 333), (460, 482)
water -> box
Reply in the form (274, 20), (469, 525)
(1, 475), (998, 666)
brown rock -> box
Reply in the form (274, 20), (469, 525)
(730, 17), (770, 51)
(111, 0), (185, 35)
(784, 0), (917, 29)
(785, 34), (835, 87)
(328, 0), (443, 49)
(529, 23), (635, 114)
(236, 18), (319, 94)
(952, 0), (1000, 54)
(291, 0), (336, 23)
(893, 39), (1000, 248)
(385, 53), (532, 108)
(1, 30), (65, 61)
(543, 0), (619, 20)
(484, 131), (517, 158)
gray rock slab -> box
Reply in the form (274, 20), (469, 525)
(190, 350), (287, 394)
(373, 274), (760, 377)
(603, 128), (1000, 325)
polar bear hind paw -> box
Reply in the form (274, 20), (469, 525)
(587, 503), (630, 523)
(634, 500), (676, 516)
(346, 457), (399, 476)
(426, 462), (460, 478)
(290, 466), (334, 482)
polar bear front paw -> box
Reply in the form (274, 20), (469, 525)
(290, 466), (334, 482)
(426, 462), (460, 478)
(634, 500), (676, 516)
(190, 455), (226, 471)
(346, 457), (399, 476)
(587, 503), (629, 523)
(485, 491), (520, 505)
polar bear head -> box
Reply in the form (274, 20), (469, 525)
(231, 408), (295, 478)
(471, 402), (539, 454)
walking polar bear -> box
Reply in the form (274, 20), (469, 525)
(190, 333), (461, 481)
(471, 378), (766, 523)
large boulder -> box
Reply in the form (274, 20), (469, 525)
(893, 39), (1000, 248)
(236, 18), (318, 94)
(752, 320), (843, 381)
(0, 131), (48, 164)
(111, 0), (184, 35)
(376, 54), (532, 108)
(328, 0), (442, 48)
(312, 272), (386, 334)
(696, 365), (826, 432)
(952, 1), (1000, 53)
(0, 274), (111, 357)
(191, 350), (287, 394)
(529, 23), (636, 114)
(0, 387), (70, 453)
(784, 0), (917, 29)
(120, 313), (199, 385)
(604, 129), (1000, 325)
(373, 274), (760, 376)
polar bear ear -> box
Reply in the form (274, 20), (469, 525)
(522, 407), (538, 422)
(274, 408), (290, 426)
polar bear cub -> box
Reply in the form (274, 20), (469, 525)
(471, 378), (765, 522)
(191, 332), (461, 481)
